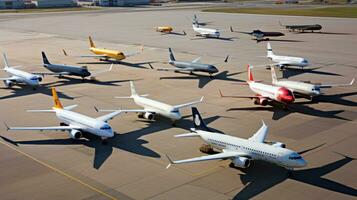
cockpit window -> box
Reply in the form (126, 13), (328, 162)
(289, 156), (302, 160)
(100, 125), (111, 130)
(30, 77), (38, 81)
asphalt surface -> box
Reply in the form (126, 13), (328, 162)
(0, 5), (356, 200)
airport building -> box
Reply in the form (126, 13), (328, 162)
(37, 0), (78, 8)
(94, 0), (150, 6)
(0, 0), (25, 9)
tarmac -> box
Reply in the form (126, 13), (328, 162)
(0, 5), (356, 200)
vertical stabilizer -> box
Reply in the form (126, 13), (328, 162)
(192, 107), (209, 131)
(267, 42), (274, 58)
(52, 88), (63, 109)
(3, 53), (9, 69)
(130, 81), (138, 97)
(247, 65), (254, 82)
(89, 36), (96, 48)
(270, 66), (278, 84)
(168, 48), (175, 62)
(41, 51), (50, 65)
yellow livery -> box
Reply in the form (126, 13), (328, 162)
(89, 36), (126, 60)
(155, 26), (173, 33)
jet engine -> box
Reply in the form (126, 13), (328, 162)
(138, 112), (155, 120)
(254, 98), (268, 106)
(272, 142), (286, 148)
(3, 80), (14, 88)
(232, 157), (251, 168)
(69, 129), (82, 139)
(36, 76), (43, 82)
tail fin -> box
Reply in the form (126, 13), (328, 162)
(3, 53), (9, 69)
(267, 42), (274, 58)
(130, 81), (138, 97)
(168, 48), (175, 61)
(247, 65), (254, 82)
(41, 51), (50, 65)
(89, 36), (96, 48)
(52, 87), (63, 109)
(192, 107), (209, 131)
(270, 66), (278, 84)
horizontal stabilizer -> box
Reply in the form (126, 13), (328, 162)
(27, 109), (55, 113)
(174, 132), (200, 138)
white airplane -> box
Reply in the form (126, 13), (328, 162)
(266, 42), (309, 69)
(270, 66), (355, 99)
(166, 107), (307, 170)
(220, 65), (295, 109)
(192, 23), (220, 38)
(5, 88), (124, 142)
(0, 53), (43, 89)
(100, 81), (203, 124)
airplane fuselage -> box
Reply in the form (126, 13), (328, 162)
(90, 47), (126, 60)
(5, 67), (41, 87)
(133, 96), (181, 120)
(170, 61), (219, 74)
(273, 80), (321, 97)
(270, 55), (309, 68)
(248, 82), (295, 104)
(44, 63), (91, 77)
(198, 130), (307, 168)
(286, 24), (322, 32)
(193, 25), (220, 38)
(55, 108), (114, 138)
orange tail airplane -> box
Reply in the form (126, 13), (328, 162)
(63, 36), (143, 61)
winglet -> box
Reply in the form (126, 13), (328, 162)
(3, 122), (9, 131)
(219, 89), (224, 97)
(183, 30), (187, 36)
(166, 154), (174, 169)
(94, 106), (99, 112)
(349, 78), (355, 85)
(230, 26), (234, 32)
(52, 87), (63, 109)
(62, 49), (68, 56)
(3, 53), (9, 69)
(224, 55), (229, 63)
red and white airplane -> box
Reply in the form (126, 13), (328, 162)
(220, 65), (295, 109)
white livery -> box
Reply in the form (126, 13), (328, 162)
(5, 88), (124, 141)
(103, 81), (203, 123)
(0, 54), (43, 89)
(267, 42), (309, 69)
(167, 107), (307, 170)
(270, 66), (355, 99)
(192, 23), (220, 38)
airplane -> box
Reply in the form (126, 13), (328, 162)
(0, 53), (43, 90)
(155, 26), (186, 36)
(155, 48), (228, 76)
(97, 81), (203, 124)
(279, 21), (322, 32)
(231, 27), (284, 42)
(166, 107), (307, 171)
(265, 42), (309, 69)
(63, 36), (143, 62)
(5, 87), (125, 142)
(270, 66), (355, 100)
(192, 23), (221, 38)
(219, 65), (295, 109)
(35, 51), (113, 80)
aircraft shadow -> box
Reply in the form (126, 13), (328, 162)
(256, 39), (304, 43)
(190, 36), (238, 41)
(310, 92), (357, 107)
(163, 32), (187, 36)
(0, 83), (75, 100)
(294, 32), (353, 35)
(159, 70), (245, 88)
(0, 130), (160, 170)
(281, 67), (341, 78)
(227, 101), (349, 121)
(234, 153), (357, 199)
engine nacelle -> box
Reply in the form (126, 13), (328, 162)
(254, 98), (268, 106)
(37, 76), (43, 82)
(143, 112), (155, 120)
(272, 142), (286, 148)
(4, 80), (14, 88)
(69, 129), (82, 139)
(232, 157), (251, 168)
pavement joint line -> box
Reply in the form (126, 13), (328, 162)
(0, 139), (119, 200)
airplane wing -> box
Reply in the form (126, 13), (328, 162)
(89, 64), (113, 78)
(248, 121), (268, 143)
(172, 96), (204, 110)
(192, 57), (201, 63)
(6, 125), (79, 131)
(0, 76), (20, 81)
(319, 78), (354, 88)
(62, 49), (108, 59)
(219, 90), (263, 99)
(157, 67), (195, 72)
(166, 150), (247, 168)
(124, 46), (144, 57)
(95, 108), (147, 122)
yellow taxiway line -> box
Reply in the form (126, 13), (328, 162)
(0, 139), (118, 200)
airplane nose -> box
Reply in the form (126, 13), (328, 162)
(299, 159), (307, 167)
(282, 95), (295, 103)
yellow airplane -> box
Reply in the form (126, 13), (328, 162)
(63, 36), (143, 61)
(155, 26), (173, 33)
